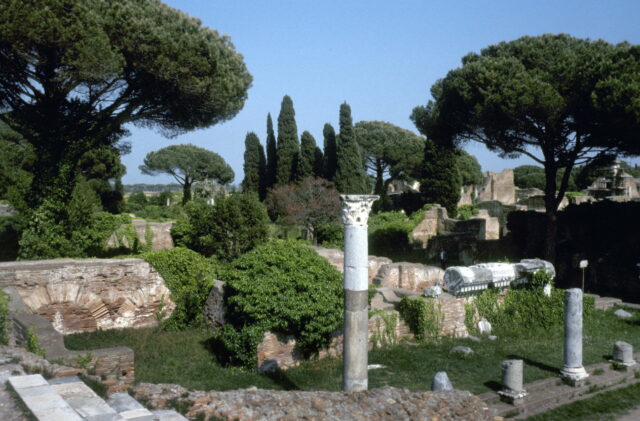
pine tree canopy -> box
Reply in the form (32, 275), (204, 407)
(140, 144), (234, 204)
(0, 0), (252, 206)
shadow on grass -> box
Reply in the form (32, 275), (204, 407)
(262, 369), (300, 390)
(483, 380), (502, 392)
(507, 355), (560, 375)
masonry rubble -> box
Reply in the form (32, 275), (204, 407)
(0, 258), (175, 334)
(443, 259), (555, 296)
(130, 382), (496, 421)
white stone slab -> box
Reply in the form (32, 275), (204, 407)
(8, 374), (48, 389)
(51, 380), (120, 420)
(8, 376), (83, 421)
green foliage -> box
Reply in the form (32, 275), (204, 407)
(370, 310), (398, 349)
(471, 272), (596, 334)
(367, 209), (429, 256)
(565, 191), (584, 199)
(276, 96), (300, 184)
(18, 182), (128, 259)
(171, 194), (269, 261)
(26, 327), (45, 356)
(397, 296), (442, 342)
(316, 223), (344, 249)
(513, 165), (578, 191)
(143, 247), (218, 330)
(456, 150), (483, 186)
(218, 240), (343, 367)
(464, 302), (479, 336)
(420, 140), (461, 216)
(456, 204), (479, 220)
(264, 113), (278, 191)
(322, 123), (338, 181)
(298, 131), (321, 179)
(0, 290), (9, 345)
(125, 192), (148, 213)
(140, 144), (234, 204)
(412, 34), (640, 260)
(0, 216), (20, 262)
(0, 0), (251, 209)
(241, 132), (266, 200)
(354, 121), (425, 195)
(335, 103), (370, 194)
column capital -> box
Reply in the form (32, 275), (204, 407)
(339, 195), (379, 226)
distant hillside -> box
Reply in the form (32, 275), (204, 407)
(123, 184), (182, 193)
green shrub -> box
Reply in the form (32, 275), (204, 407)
(217, 240), (343, 367)
(0, 290), (9, 345)
(368, 211), (414, 254)
(397, 296), (442, 341)
(144, 248), (218, 330)
(172, 194), (269, 261)
(26, 327), (45, 355)
(472, 272), (595, 333)
(370, 310), (398, 349)
(316, 223), (343, 249)
(456, 204), (479, 220)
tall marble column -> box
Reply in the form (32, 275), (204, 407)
(340, 194), (378, 392)
(560, 288), (589, 385)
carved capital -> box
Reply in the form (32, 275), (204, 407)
(339, 195), (379, 226)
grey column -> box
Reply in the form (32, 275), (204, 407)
(340, 194), (378, 392)
(560, 288), (588, 384)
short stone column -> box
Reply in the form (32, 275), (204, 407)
(612, 341), (637, 366)
(560, 288), (589, 385)
(498, 359), (527, 405)
(340, 195), (378, 392)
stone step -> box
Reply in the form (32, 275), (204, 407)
(49, 376), (122, 421)
(8, 374), (83, 421)
(107, 393), (156, 421)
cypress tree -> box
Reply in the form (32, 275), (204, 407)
(335, 102), (369, 194)
(313, 146), (324, 178)
(265, 113), (277, 191)
(298, 131), (318, 179)
(420, 139), (461, 216)
(241, 132), (266, 199)
(323, 123), (337, 181)
(276, 95), (299, 184)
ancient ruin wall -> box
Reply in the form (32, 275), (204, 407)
(0, 258), (175, 334)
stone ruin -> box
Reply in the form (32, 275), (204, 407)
(444, 259), (555, 296)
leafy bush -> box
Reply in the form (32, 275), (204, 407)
(0, 290), (9, 345)
(456, 204), (479, 221)
(172, 194), (269, 261)
(315, 223), (343, 249)
(0, 216), (20, 261)
(472, 271), (595, 333)
(368, 211), (415, 254)
(397, 296), (442, 341)
(144, 247), (218, 330)
(125, 191), (148, 213)
(217, 240), (343, 367)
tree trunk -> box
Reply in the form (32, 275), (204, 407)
(182, 179), (192, 204)
(543, 161), (559, 262)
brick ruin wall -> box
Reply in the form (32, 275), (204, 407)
(257, 293), (468, 371)
(0, 258), (175, 335)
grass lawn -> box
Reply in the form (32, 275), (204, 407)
(64, 306), (640, 395)
(523, 381), (640, 421)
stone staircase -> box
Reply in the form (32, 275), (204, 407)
(7, 374), (186, 421)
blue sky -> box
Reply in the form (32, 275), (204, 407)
(122, 0), (640, 185)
